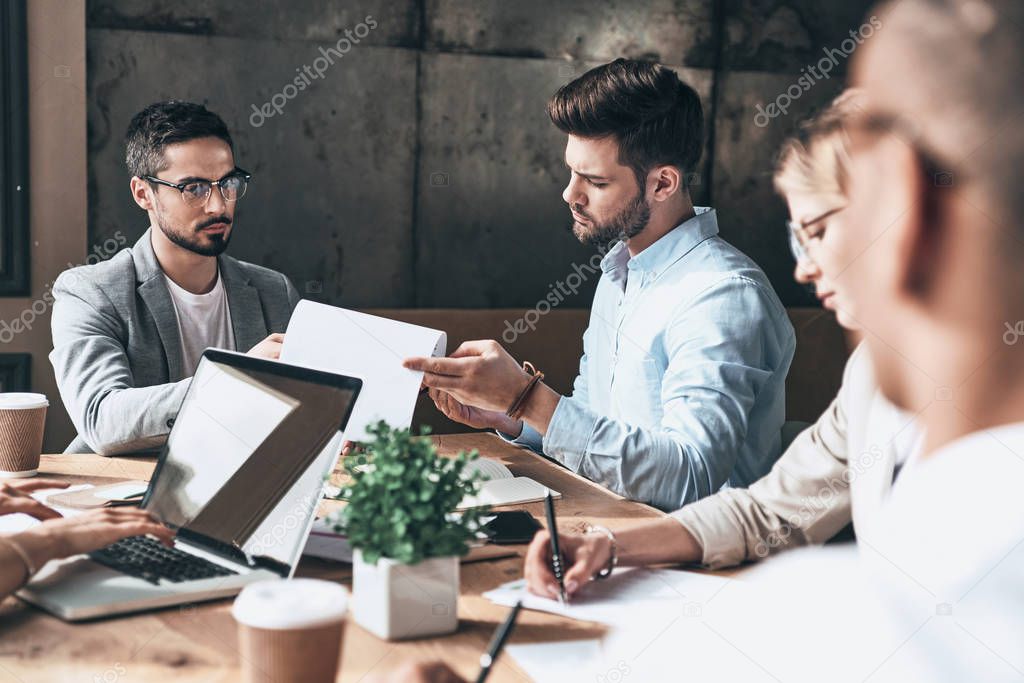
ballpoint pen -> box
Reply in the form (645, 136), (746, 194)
(475, 600), (522, 683)
(544, 490), (568, 605)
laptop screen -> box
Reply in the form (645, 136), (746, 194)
(144, 351), (360, 569)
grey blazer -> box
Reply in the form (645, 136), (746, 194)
(50, 229), (300, 454)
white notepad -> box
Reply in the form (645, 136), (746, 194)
(457, 458), (561, 509)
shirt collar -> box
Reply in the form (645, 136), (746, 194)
(600, 207), (719, 288)
(629, 206), (719, 274)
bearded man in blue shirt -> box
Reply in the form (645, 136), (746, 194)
(406, 59), (796, 511)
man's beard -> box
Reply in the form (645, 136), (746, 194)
(156, 211), (233, 257)
(570, 191), (651, 248)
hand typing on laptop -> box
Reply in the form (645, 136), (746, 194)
(0, 508), (172, 600)
(18, 350), (363, 621)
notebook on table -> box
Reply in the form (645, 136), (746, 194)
(457, 458), (561, 510)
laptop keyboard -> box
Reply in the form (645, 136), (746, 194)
(89, 535), (238, 585)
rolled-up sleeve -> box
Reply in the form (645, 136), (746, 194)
(498, 321), (594, 455)
(497, 421), (544, 452)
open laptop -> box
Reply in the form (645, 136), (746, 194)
(19, 349), (362, 621)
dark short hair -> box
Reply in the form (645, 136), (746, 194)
(547, 59), (704, 189)
(125, 100), (233, 177)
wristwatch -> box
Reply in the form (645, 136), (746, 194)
(585, 524), (618, 580)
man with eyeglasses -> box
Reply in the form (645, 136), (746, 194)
(50, 100), (299, 455)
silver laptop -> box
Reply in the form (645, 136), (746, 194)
(19, 349), (362, 621)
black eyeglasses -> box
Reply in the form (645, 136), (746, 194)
(142, 167), (251, 207)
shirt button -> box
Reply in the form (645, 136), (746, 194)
(166, 418), (176, 428)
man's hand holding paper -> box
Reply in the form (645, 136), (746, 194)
(404, 340), (559, 436)
(282, 301), (446, 442)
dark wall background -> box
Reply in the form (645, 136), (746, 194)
(86, 0), (876, 310)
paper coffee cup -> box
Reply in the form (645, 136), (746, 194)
(0, 393), (48, 478)
(233, 579), (348, 683)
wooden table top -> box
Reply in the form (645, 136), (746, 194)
(0, 433), (666, 682)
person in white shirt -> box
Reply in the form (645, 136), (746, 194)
(162, 269), (235, 378)
(835, 0), (1024, 678)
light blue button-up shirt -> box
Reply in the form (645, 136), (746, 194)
(506, 207), (795, 511)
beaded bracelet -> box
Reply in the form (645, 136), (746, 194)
(585, 524), (618, 580)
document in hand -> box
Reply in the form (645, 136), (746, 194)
(280, 301), (446, 441)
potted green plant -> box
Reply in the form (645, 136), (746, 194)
(325, 421), (488, 640)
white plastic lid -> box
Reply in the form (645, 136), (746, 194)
(0, 393), (48, 410)
(232, 579), (348, 630)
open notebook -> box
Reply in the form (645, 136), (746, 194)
(457, 458), (561, 510)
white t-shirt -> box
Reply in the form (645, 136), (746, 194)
(163, 269), (236, 377)
(861, 422), (1024, 682)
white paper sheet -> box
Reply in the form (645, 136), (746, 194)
(280, 301), (447, 441)
(504, 640), (606, 682)
(484, 567), (732, 625)
(491, 568), (749, 682)
(499, 546), (923, 683)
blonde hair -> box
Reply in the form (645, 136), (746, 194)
(772, 89), (865, 205)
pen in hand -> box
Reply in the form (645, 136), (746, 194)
(543, 490), (569, 605)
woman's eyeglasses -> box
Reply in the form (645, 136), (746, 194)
(787, 206), (844, 264)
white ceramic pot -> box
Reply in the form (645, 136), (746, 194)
(352, 550), (459, 640)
